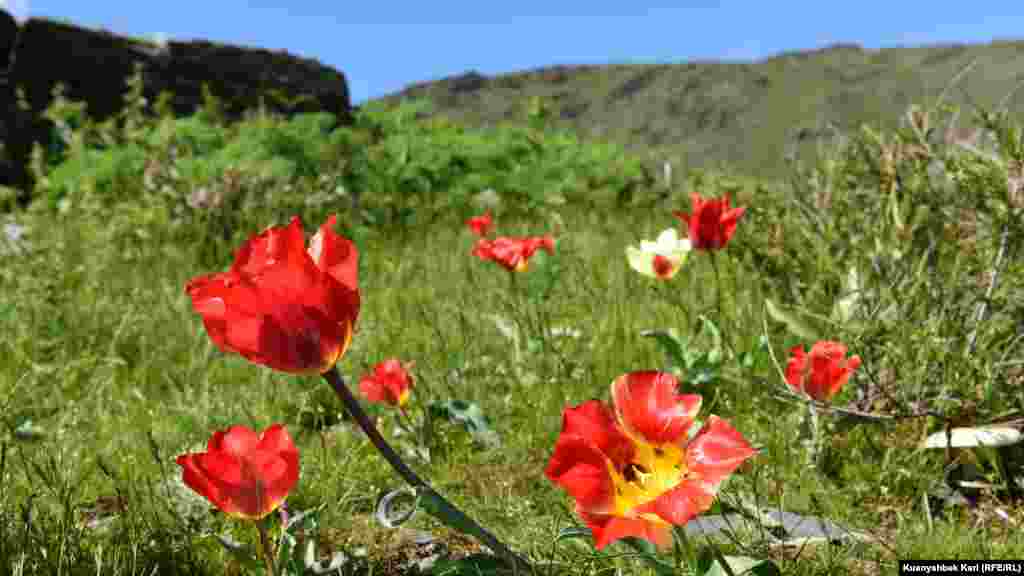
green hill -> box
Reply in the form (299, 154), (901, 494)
(365, 40), (1024, 181)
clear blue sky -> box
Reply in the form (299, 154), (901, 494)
(3, 0), (1022, 105)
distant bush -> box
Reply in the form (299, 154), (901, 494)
(26, 70), (665, 260)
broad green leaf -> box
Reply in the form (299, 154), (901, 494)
(213, 534), (263, 573)
(697, 549), (781, 576)
(764, 299), (820, 341)
(697, 315), (724, 364)
(621, 537), (676, 576)
(429, 554), (507, 576)
(641, 328), (689, 370)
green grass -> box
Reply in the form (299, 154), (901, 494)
(1, 73), (1024, 575)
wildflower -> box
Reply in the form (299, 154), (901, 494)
(186, 215), (360, 374)
(673, 193), (746, 250)
(472, 235), (555, 272)
(176, 424), (299, 520)
(625, 228), (692, 279)
(545, 372), (756, 549)
(785, 341), (861, 402)
(359, 358), (415, 407)
(466, 211), (494, 237)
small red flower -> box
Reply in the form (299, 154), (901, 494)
(185, 215), (360, 374)
(545, 372), (757, 550)
(359, 358), (415, 407)
(472, 235), (555, 272)
(673, 193), (746, 250)
(785, 341), (862, 402)
(176, 424), (299, 521)
(466, 211), (494, 237)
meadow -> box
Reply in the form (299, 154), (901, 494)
(0, 71), (1022, 575)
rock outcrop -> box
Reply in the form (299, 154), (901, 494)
(0, 9), (354, 204)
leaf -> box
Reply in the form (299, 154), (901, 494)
(641, 328), (689, 370)
(428, 554), (507, 576)
(764, 299), (820, 341)
(13, 419), (46, 441)
(920, 427), (1023, 449)
(697, 551), (781, 576)
(524, 249), (561, 302)
(620, 537), (677, 576)
(428, 399), (501, 447)
(554, 526), (592, 544)
(213, 534), (263, 573)
(697, 316), (724, 364)
(832, 267), (863, 323)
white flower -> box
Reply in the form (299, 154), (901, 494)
(625, 228), (691, 279)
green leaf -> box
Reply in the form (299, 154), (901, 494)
(428, 399), (500, 447)
(554, 526), (592, 544)
(697, 549), (781, 576)
(213, 534), (263, 573)
(641, 328), (689, 370)
(764, 299), (820, 341)
(523, 249), (561, 302)
(697, 315), (724, 364)
(429, 554), (507, 576)
(621, 537), (676, 576)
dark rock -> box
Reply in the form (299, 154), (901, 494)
(0, 9), (16, 71)
(683, 511), (863, 544)
(0, 9), (354, 205)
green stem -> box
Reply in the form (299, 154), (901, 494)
(708, 251), (738, 359)
(322, 367), (532, 574)
(805, 402), (821, 471)
(256, 520), (277, 576)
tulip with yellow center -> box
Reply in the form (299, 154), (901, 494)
(545, 371), (757, 549)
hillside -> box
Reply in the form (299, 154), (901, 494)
(366, 41), (1024, 181)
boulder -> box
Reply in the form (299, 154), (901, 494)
(0, 9), (354, 205)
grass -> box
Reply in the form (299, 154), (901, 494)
(1, 72), (1023, 575)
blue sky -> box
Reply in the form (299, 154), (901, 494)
(3, 1), (1022, 105)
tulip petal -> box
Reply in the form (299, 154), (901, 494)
(545, 436), (616, 513)
(612, 372), (700, 445)
(578, 510), (673, 550)
(559, 401), (635, 468)
(686, 416), (757, 485)
(626, 246), (657, 277)
(635, 478), (717, 526)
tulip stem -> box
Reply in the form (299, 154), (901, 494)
(708, 251), (738, 360)
(323, 367), (533, 574)
(256, 520), (277, 576)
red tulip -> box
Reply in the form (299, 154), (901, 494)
(673, 193), (746, 250)
(545, 372), (756, 550)
(466, 211), (494, 237)
(186, 215), (360, 374)
(176, 424), (299, 521)
(472, 235), (555, 272)
(785, 341), (861, 402)
(359, 358), (415, 407)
